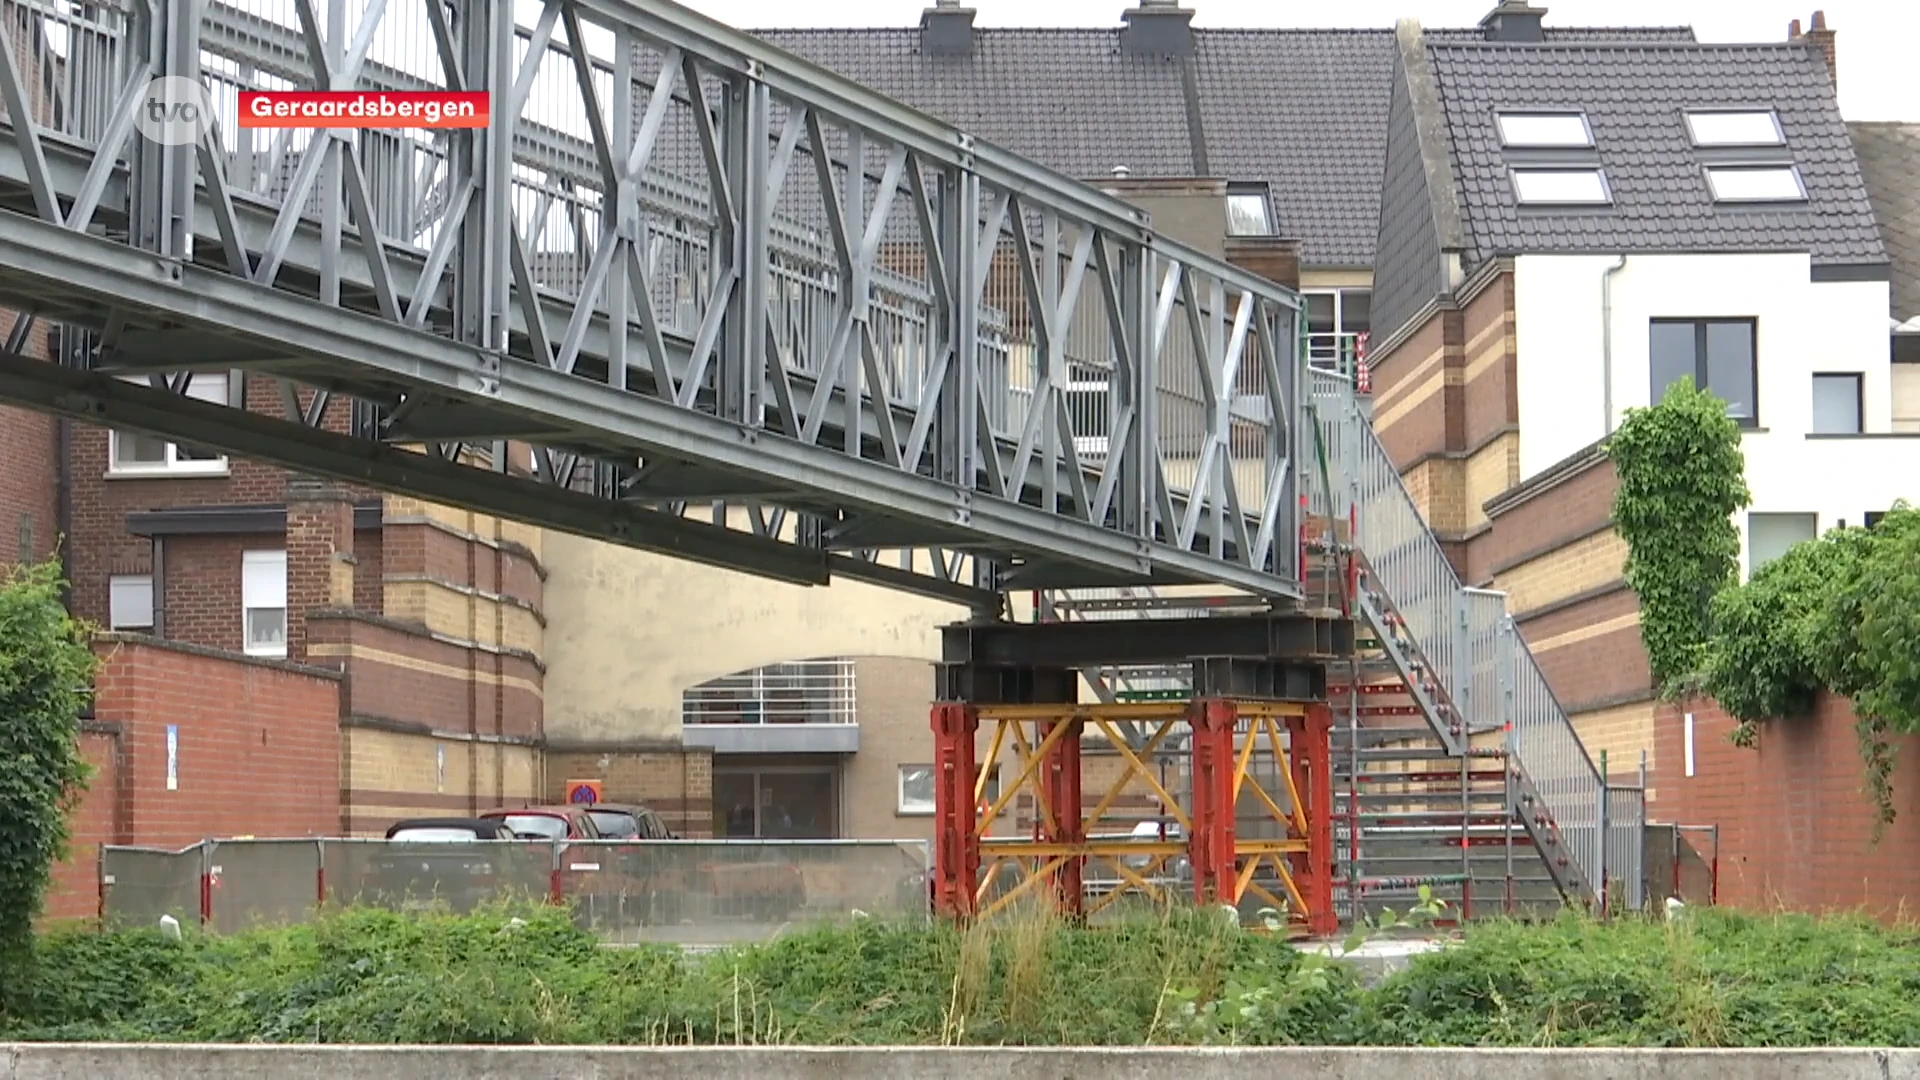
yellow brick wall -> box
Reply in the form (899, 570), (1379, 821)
(342, 728), (543, 835)
(1463, 432), (1519, 533)
(1570, 699), (1658, 798)
(1492, 528), (1628, 616)
(1402, 456), (1466, 536)
(382, 580), (542, 654)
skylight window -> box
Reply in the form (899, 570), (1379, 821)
(1511, 168), (1612, 206)
(1685, 110), (1784, 147)
(1705, 165), (1806, 203)
(1496, 112), (1594, 148)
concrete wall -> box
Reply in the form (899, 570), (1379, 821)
(540, 531), (961, 745)
(5, 1045), (1918, 1079)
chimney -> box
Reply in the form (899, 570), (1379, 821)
(1121, 0), (1195, 57)
(920, 0), (976, 57)
(1479, 1), (1547, 44)
(1789, 10), (1838, 91)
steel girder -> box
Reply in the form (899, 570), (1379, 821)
(0, 0), (1307, 604)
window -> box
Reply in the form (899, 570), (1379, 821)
(1496, 112), (1594, 148)
(109, 372), (231, 475)
(1304, 289), (1372, 370)
(241, 549), (287, 657)
(108, 575), (154, 632)
(1684, 110), (1784, 147)
(1511, 168), (1612, 206)
(1811, 373), (1863, 435)
(897, 764), (1001, 816)
(1748, 512), (1817, 573)
(1225, 183), (1273, 236)
(1705, 166), (1806, 203)
(1649, 319), (1758, 425)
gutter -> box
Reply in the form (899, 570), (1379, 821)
(1601, 255), (1629, 435)
(54, 328), (73, 606)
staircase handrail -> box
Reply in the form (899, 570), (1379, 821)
(1310, 378), (1611, 904)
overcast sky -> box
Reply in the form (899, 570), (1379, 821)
(676, 0), (1917, 122)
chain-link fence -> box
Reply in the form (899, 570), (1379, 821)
(101, 838), (930, 944)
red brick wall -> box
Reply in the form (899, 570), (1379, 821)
(1653, 692), (1920, 918)
(89, 635), (343, 847)
(0, 313), (58, 568)
(42, 729), (121, 924)
(158, 532), (280, 652)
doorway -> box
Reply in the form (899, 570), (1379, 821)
(712, 764), (839, 839)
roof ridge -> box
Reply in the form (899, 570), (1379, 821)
(1427, 39), (1807, 51)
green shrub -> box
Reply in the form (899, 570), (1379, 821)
(8, 907), (1920, 1047)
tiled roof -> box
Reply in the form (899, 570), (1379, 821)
(747, 25), (1697, 268)
(1849, 122), (1920, 321)
(1423, 41), (1889, 270)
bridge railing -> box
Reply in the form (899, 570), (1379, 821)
(0, 0), (1308, 596)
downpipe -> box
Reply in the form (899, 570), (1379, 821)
(1601, 255), (1629, 435)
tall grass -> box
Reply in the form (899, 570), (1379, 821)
(4, 904), (1920, 1046)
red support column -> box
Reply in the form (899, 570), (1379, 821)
(1186, 698), (1239, 906)
(1042, 717), (1085, 917)
(930, 703), (981, 918)
(1303, 703), (1338, 938)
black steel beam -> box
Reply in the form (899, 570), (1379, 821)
(0, 352), (830, 587)
(934, 664), (1079, 706)
(1189, 657), (1327, 703)
(127, 502), (382, 536)
(943, 613), (1353, 669)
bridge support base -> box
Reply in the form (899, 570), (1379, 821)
(930, 612), (1345, 936)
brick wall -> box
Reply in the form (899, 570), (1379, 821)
(42, 728), (121, 924)
(1653, 692), (1920, 918)
(0, 314), (58, 568)
(545, 747), (713, 837)
(40, 636), (344, 919)
(89, 635), (342, 847)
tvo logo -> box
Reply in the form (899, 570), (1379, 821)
(134, 77), (215, 147)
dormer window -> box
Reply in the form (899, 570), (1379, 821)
(1496, 112), (1594, 149)
(1685, 110), (1784, 148)
(1705, 165), (1806, 203)
(1225, 182), (1274, 236)
(1511, 168), (1612, 206)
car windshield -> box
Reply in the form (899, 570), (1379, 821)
(494, 814), (568, 841)
(388, 826), (484, 842)
(586, 811), (641, 838)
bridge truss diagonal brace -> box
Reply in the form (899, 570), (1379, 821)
(0, 208), (1299, 598)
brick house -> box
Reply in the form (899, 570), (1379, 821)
(1361, 5), (1920, 890)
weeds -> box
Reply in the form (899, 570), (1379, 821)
(5, 904), (1920, 1047)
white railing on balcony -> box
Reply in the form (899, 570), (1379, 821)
(682, 659), (857, 726)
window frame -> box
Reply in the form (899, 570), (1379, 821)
(1703, 164), (1808, 204)
(1510, 167), (1614, 207)
(896, 763), (1000, 817)
(1810, 372), (1864, 435)
(241, 548), (288, 658)
(1224, 182), (1274, 237)
(1746, 511), (1819, 576)
(108, 574), (155, 632)
(1683, 110), (1785, 148)
(1648, 317), (1761, 428)
(1495, 111), (1596, 149)
(107, 371), (235, 477)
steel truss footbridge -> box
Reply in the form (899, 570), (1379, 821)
(0, 0), (1308, 611)
(0, 0), (1639, 926)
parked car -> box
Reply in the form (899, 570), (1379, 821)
(357, 817), (520, 913)
(582, 803), (677, 841)
(477, 805), (643, 929)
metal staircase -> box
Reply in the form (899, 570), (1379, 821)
(1042, 363), (1647, 923)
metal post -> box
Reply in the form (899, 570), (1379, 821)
(1597, 747), (1610, 918)
(930, 702), (980, 918)
(1304, 702), (1337, 938)
(1186, 698), (1238, 907)
(1500, 617), (1516, 916)
(1042, 716), (1085, 918)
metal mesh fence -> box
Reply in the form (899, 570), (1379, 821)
(100, 838), (931, 944)
(571, 841), (930, 946)
(206, 839), (321, 934)
(322, 839), (557, 915)
(100, 846), (204, 930)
